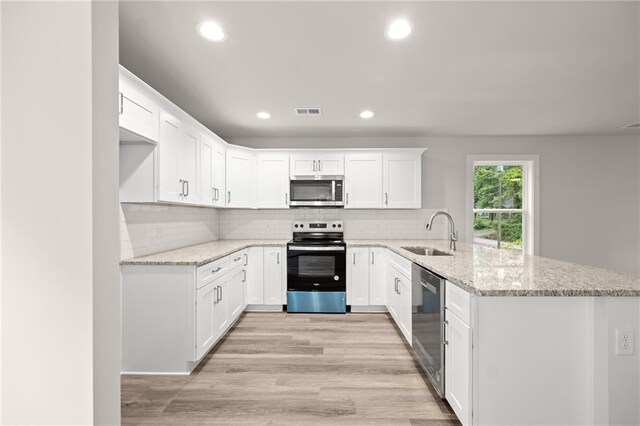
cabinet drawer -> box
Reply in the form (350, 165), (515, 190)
(197, 256), (230, 289)
(229, 249), (247, 270)
(387, 249), (411, 279)
(446, 280), (471, 324)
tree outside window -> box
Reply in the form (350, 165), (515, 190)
(473, 165), (524, 251)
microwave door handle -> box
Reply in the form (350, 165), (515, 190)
(332, 180), (335, 201)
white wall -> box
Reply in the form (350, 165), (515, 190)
(91, 1), (120, 424)
(231, 135), (640, 276)
(1, 2), (120, 424)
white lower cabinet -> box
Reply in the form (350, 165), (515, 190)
(369, 248), (386, 305)
(246, 247), (264, 305)
(228, 266), (245, 321)
(445, 281), (473, 426)
(347, 247), (387, 310)
(347, 248), (370, 306)
(245, 246), (285, 311)
(386, 254), (412, 344)
(195, 280), (217, 360)
(213, 276), (229, 338)
(263, 247), (284, 305)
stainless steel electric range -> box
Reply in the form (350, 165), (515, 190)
(286, 221), (346, 313)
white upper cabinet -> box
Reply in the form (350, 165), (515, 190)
(158, 112), (182, 203)
(257, 154), (290, 209)
(119, 72), (160, 143)
(315, 154), (344, 176)
(383, 153), (422, 209)
(200, 135), (226, 207)
(158, 111), (199, 204)
(290, 153), (344, 177)
(226, 147), (256, 208)
(344, 154), (383, 208)
(180, 127), (199, 204)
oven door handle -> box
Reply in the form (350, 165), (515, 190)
(288, 246), (345, 251)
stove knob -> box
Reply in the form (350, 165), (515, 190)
(332, 224), (336, 228)
(294, 224), (299, 228)
(300, 224), (304, 228)
(338, 224), (342, 228)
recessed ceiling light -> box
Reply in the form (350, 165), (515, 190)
(385, 19), (412, 40)
(256, 111), (271, 119)
(360, 110), (374, 119)
(197, 21), (227, 42)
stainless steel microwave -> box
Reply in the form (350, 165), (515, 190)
(289, 177), (344, 207)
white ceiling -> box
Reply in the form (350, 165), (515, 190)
(119, 1), (640, 139)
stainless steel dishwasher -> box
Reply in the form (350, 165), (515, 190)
(412, 263), (445, 397)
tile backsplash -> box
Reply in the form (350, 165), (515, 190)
(120, 204), (449, 259)
(120, 204), (220, 260)
(219, 208), (449, 240)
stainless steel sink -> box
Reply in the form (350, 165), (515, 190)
(401, 246), (453, 256)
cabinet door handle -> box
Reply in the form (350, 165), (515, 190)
(277, 252), (280, 264)
(371, 252), (375, 264)
(312, 160), (316, 172)
(215, 188), (219, 201)
(443, 319), (449, 345)
(179, 179), (184, 196)
(353, 253), (356, 264)
(242, 270), (246, 283)
(244, 253), (248, 266)
(220, 285), (223, 302)
(119, 92), (124, 114)
(185, 180), (189, 197)
(228, 191), (231, 204)
(346, 193), (349, 205)
(394, 278), (397, 293)
(212, 187), (216, 201)
(214, 286), (218, 304)
(318, 160), (322, 171)
(385, 193), (389, 206)
(285, 193), (288, 205)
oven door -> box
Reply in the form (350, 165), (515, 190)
(287, 245), (346, 291)
(289, 180), (344, 207)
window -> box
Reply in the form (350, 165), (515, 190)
(467, 156), (538, 255)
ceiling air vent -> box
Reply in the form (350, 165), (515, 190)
(295, 107), (322, 115)
(623, 122), (640, 129)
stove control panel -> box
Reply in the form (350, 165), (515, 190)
(292, 221), (343, 231)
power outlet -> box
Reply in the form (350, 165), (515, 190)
(615, 328), (634, 356)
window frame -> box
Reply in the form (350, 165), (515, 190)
(466, 155), (539, 255)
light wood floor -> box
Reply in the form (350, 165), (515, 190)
(122, 312), (459, 425)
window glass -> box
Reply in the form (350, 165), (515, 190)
(474, 165), (523, 209)
(473, 212), (523, 252)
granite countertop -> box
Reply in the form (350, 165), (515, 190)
(120, 240), (289, 267)
(348, 240), (640, 297)
(121, 239), (640, 297)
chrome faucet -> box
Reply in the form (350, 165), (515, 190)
(426, 211), (458, 252)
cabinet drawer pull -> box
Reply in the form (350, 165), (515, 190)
(318, 160), (322, 171)
(312, 160), (316, 172)
(212, 266), (222, 273)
